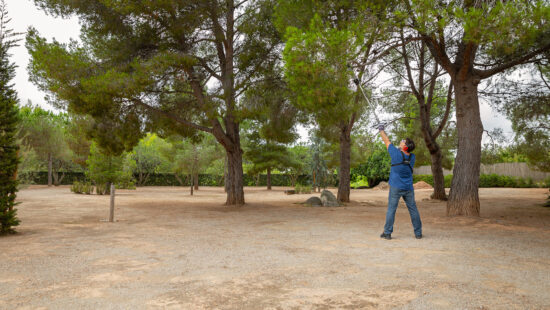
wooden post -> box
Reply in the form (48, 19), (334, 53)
(109, 183), (115, 222)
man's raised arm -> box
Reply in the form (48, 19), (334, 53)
(378, 124), (390, 149)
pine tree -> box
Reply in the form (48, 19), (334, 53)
(0, 0), (20, 234)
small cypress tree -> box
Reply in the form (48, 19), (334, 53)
(0, 0), (20, 234)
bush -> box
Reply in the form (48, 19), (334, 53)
(413, 175), (434, 186)
(414, 174), (544, 188)
(95, 183), (110, 195)
(295, 184), (312, 194)
(70, 181), (93, 194)
(350, 143), (390, 188)
(116, 179), (136, 190)
(350, 175), (369, 189)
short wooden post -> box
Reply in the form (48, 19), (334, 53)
(109, 183), (115, 222)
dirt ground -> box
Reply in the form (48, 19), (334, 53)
(1, 186), (549, 310)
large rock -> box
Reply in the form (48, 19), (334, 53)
(320, 190), (340, 207)
(305, 196), (322, 206)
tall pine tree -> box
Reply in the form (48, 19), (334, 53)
(0, 0), (20, 234)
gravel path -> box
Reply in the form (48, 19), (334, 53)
(1, 186), (549, 309)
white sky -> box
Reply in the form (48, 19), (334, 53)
(6, 0), (513, 142)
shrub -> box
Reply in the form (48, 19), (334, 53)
(351, 143), (390, 188)
(295, 184), (312, 194)
(350, 175), (369, 189)
(95, 183), (110, 195)
(71, 181), (93, 194)
(116, 179), (136, 190)
(414, 174), (544, 188)
(413, 175), (434, 186)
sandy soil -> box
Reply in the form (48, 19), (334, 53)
(1, 186), (549, 310)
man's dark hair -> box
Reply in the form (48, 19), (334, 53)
(405, 138), (415, 152)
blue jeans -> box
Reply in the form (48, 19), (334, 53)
(384, 186), (422, 236)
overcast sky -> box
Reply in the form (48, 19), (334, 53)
(6, 0), (513, 141)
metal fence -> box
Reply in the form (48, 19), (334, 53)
(413, 162), (550, 181)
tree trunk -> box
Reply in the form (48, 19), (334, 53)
(190, 174), (194, 196)
(194, 172), (199, 190)
(225, 147), (245, 205)
(109, 183), (115, 222)
(267, 167), (272, 190)
(224, 155), (229, 193)
(337, 127), (351, 203)
(419, 114), (447, 201)
(447, 78), (483, 216)
(430, 150), (447, 200)
(47, 153), (52, 187)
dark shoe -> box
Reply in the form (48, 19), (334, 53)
(380, 233), (391, 240)
(415, 234), (422, 239)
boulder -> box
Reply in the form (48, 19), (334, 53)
(320, 190), (340, 207)
(305, 196), (322, 206)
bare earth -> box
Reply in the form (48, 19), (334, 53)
(1, 186), (549, 309)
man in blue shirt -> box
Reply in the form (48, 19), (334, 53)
(378, 124), (422, 240)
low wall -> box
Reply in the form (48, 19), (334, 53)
(414, 162), (550, 181)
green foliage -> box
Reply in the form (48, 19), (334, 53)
(309, 134), (331, 189)
(481, 145), (528, 165)
(65, 114), (93, 168)
(351, 143), (390, 187)
(243, 129), (299, 177)
(413, 174), (546, 188)
(406, 0), (550, 62)
(286, 144), (311, 186)
(128, 133), (171, 186)
(26, 0), (285, 203)
(283, 14), (357, 127)
(415, 174), (455, 188)
(70, 181), (93, 195)
(19, 171), (85, 185)
(294, 183), (312, 194)
(500, 92), (549, 172)
(383, 91), (456, 169)
(86, 141), (132, 192)
(350, 175), (369, 189)
(160, 133), (223, 185)
(0, 1), (20, 234)
(18, 104), (78, 184)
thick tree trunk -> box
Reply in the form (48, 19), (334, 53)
(430, 150), (447, 200)
(194, 172), (199, 190)
(47, 153), (52, 187)
(337, 127), (351, 203)
(266, 167), (272, 190)
(447, 78), (483, 216)
(225, 147), (245, 205)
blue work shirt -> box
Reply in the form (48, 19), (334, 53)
(388, 143), (415, 191)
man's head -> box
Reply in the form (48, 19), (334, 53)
(399, 138), (415, 153)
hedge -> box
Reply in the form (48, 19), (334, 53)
(17, 172), (332, 187)
(413, 174), (549, 188)
(21, 171), (545, 188)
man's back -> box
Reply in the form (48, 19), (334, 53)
(387, 143), (415, 191)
